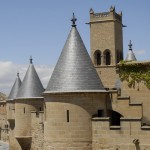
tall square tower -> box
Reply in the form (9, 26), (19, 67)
(89, 6), (123, 88)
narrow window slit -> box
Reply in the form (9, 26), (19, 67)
(67, 110), (69, 122)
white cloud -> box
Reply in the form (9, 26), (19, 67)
(0, 61), (54, 95)
(135, 50), (146, 55)
(35, 65), (54, 89)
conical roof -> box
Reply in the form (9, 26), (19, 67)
(46, 14), (105, 93)
(17, 57), (44, 99)
(125, 40), (137, 61)
(8, 73), (21, 100)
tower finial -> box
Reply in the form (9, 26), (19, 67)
(30, 56), (33, 64)
(128, 40), (132, 51)
(110, 5), (115, 12)
(89, 8), (94, 14)
(71, 13), (77, 27)
(17, 72), (19, 78)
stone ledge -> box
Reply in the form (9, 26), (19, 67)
(31, 111), (44, 113)
(129, 102), (142, 106)
(107, 89), (118, 93)
(15, 136), (32, 139)
(117, 96), (130, 100)
(92, 117), (110, 121)
(110, 126), (121, 130)
(94, 65), (116, 68)
(141, 126), (150, 130)
(120, 117), (141, 121)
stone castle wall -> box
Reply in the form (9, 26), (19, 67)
(8, 120), (21, 150)
(110, 90), (142, 118)
(95, 66), (118, 88)
(0, 102), (8, 142)
(7, 101), (15, 120)
(15, 98), (43, 137)
(44, 92), (107, 150)
(30, 111), (44, 150)
(121, 81), (150, 124)
(92, 117), (150, 150)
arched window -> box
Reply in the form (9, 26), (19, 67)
(94, 50), (101, 65)
(104, 50), (111, 65)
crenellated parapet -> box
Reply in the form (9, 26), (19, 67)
(92, 117), (150, 149)
(89, 6), (122, 24)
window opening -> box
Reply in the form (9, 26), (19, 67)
(106, 51), (111, 65)
(110, 111), (122, 126)
(67, 110), (69, 122)
(94, 50), (101, 65)
(40, 107), (42, 111)
(36, 111), (39, 118)
(96, 52), (101, 65)
(98, 109), (104, 117)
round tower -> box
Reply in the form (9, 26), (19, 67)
(15, 57), (44, 150)
(7, 72), (21, 121)
(43, 14), (108, 150)
(7, 72), (22, 150)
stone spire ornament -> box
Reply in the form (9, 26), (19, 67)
(128, 40), (132, 50)
(125, 40), (137, 61)
(71, 13), (77, 27)
(30, 56), (33, 64)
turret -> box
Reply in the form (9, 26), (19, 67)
(7, 73), (22, 150)
(125, 40), (137, 61)
(43, 14), (108, 150)
(15, 57), (44, 149)
(7, 72), (21, 120)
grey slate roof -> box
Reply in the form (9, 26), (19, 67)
(125, 40), (137, 61)
(46, 24), (105, 92)
(8, 73), (21, 100)
(17, 59), (44, 99)
(125, 51), (137, 61)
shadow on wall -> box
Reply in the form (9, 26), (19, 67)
(16, 137), (32, 150)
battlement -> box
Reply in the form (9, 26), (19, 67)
(92, 117), (150, 135)
(31, 111), (44, 124)
(89, 7), (122, 23)
(92, 117), (150, 149)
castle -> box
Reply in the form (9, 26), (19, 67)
(0, 7), (150, 150)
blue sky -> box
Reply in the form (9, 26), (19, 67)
(0, 0), (150, 64)
(0, 0), (150, 94)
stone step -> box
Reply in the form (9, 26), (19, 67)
(117, 96), (130, 100)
